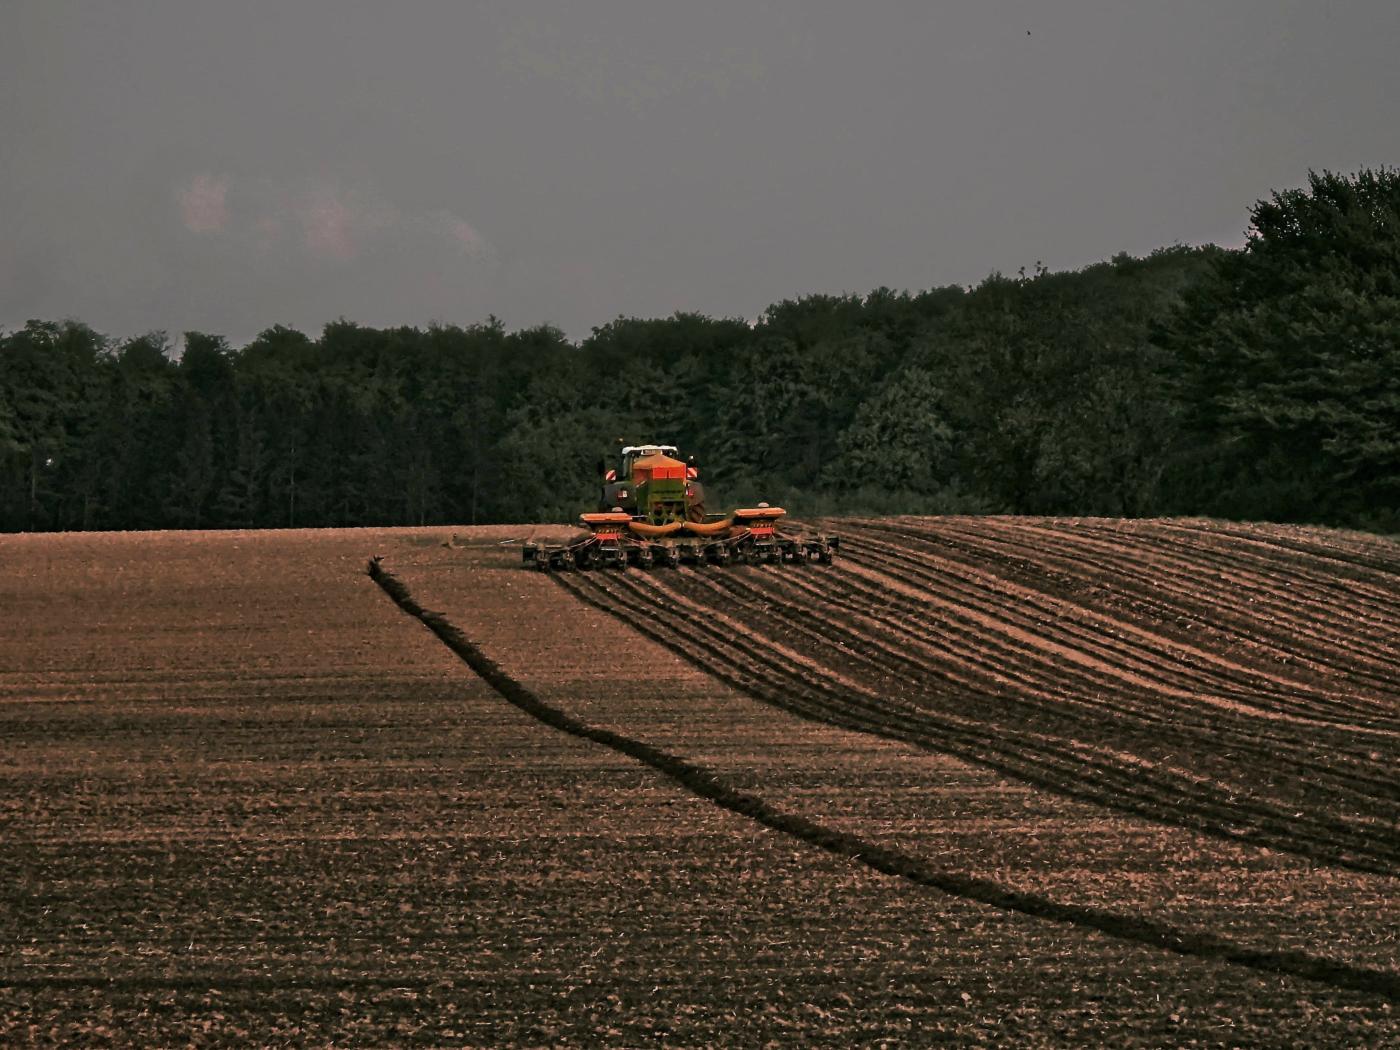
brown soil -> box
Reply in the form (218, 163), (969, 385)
(2, 519), (1397, 1045)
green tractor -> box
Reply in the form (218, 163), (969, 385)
(600, 444), (705, 524)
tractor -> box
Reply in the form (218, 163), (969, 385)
(522, 441), (838, 571)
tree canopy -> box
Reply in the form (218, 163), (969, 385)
(1161, 168), (1400, 526)
(3, 168), (1396, 533)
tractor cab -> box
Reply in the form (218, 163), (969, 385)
(619, 444), (679, 478)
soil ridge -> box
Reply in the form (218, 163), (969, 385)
(368, 557), (1400, 1002)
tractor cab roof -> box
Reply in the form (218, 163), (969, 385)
(621, 444), (678, 458)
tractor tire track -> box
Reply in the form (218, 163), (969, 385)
(845, 531), (1368, 726)
(1031, 519), (1400, 676)
(847, 521), (1400, 726)
(1162, 518), (1400, 580)
(971, 518), (1400, 665)
(1026, 517), (1400, 622)
(1007, 520), (1400, 695)
(597, 567), (1400, 854)
(700, 563), (1400, 808)
(938, 518), (1400, 726)
(773, 556), (1371, 735)
(560, 568), (1400, 878)
(367, 557), (1400, 1003)
(1083, 518), (1400, 619)
(946, 516), (1400, 682)
(677, 563), (1400, 819)
(843, 522), (1342, 709)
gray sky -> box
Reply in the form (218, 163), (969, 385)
(3, 1), (1398, 345)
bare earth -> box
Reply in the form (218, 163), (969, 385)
(1, 518), (1397, 1046)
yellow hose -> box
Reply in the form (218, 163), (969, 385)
(627, 520), (685, 538)
(682, 516), (735, 536)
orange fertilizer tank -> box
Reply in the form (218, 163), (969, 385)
(629, 452), (688, 483)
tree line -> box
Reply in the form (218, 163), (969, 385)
(3, 168), (1397, 533)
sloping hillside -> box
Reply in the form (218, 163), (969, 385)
(2, 520), (1396, 1045)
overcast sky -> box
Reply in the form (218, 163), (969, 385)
(3, 1), (1398, 345)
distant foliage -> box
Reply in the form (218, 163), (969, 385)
(831, 367), (954, 493)
(3, 168), (1397, 532)
(1160, 168), (1400, 527)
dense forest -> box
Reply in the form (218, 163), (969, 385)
(3, 169), (1397, 534)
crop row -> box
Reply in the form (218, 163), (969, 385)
(554, 518), (1400, 878)
(891, 517), (1400, 700)
(371, 559), (1400, 1002)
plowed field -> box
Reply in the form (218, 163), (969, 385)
(2, 517), (1398, 1046)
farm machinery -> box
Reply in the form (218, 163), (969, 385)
(522, 443), (838, 571)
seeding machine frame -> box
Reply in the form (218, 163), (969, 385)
(522, 508), (838, 572)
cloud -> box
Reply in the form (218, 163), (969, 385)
(298, 184), (385, 261)
(299, 187), (354, 260)
(176, 173), (230, 234)
(440, 213), (491, 259)
(172, 175), (494, 265)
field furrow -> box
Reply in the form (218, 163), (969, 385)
(1162, 518), (1400, 581)
(371, 560), (1400, 1003)
(847, 520), (1400, 725)
(7, 520), (1399, 1045)
(560, 567), (1400, 878)
(388, 529), (1400, 1023)
(1022, 518), (1400, 678)
(942, 517), (1400, 697)
(700, 561), (1400, 808)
